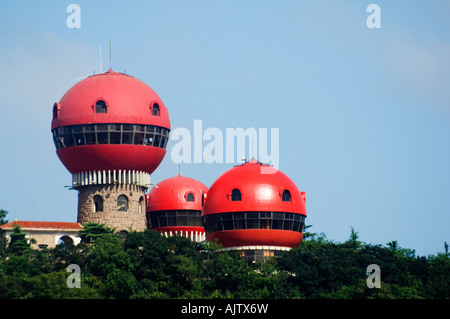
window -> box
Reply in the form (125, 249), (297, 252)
(51, 123), (170, 150)
(117, 195), (128, 211)
(52, 103), (60, 119)
(93, 195), (104, 212)
(57, 236), (74, 245)
(95, 100), (107, 113)
(202, 211), (306, 233)
(139, 196), (144, 214)
(186, 193), (195, 202)
(282, 189), (291, 202)
(231, 189), (242, 201)
(147, 210), (203, 228)
(152, 103), (160, 116)
(118, 230), (129, 239)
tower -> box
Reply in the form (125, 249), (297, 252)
(51, 69), (170, 233)
(146, 174), (208, 242)
(202, 159), (307, 262)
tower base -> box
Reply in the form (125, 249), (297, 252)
(77, 183), (147, 233)
(219, 246), (291, 263)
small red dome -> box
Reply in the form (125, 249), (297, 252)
(146, 174), (208, 242)
(147, 174), (208, 212)
(51, 70), (170, 174)
(202, 159), (306, 217)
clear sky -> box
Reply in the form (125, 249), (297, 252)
(1, 1), (449, 256)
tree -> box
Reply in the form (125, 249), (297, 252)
(7, 223), (32, 256)
(426, 253), (450, 298)
(0, 209), (8, 225)
(0, 210), (8, 258)
(78, 222), (113, 243)
(346, 226), (362, 249)
(302, 224), (316, 240)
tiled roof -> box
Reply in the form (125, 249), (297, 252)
(0, 221), (83, 231)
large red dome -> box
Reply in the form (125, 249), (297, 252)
(202, 159), (306, 216)
(52, 69), (170, 129)
(51, 70), (170, 175)
(202, 159), (307, 252)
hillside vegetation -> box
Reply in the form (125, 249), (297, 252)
(0, 219), (448, 299)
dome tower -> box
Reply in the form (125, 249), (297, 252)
(202, 159), (307, 262)
(51, 70), (170, 233)
(146, 174), (208, 242)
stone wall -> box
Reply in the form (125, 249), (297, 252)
(77, 183), (147, 232)
(2, 230), (80, 249)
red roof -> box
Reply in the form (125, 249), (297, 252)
(51, 70), (171, 175)
(0, 221), (83, 230)
(52, 69), (170, 130)
(202, 159), (307, 216)
(147, 174), (208, 212)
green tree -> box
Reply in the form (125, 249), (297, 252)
(0, 209), (8, 225)
(345, 226), (362, 249)
(426, 253), (450, 298)
(78, 222), (113, 243)
(0, 209), (9, 258)
(7, 223), (32, 256)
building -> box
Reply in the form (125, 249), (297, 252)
(51, 69), (171, 233)
(202, 159), (307, 262)
(146, 174), (208, 242)
(2, 68), (308, 259)
(0, 220), (82, 249)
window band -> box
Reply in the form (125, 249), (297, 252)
(52, 123), (170, 150)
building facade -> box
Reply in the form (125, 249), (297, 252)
(0, 221), (82, 249)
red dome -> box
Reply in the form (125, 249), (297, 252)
(51, 70), (170, 174)
(202, 159), (306, 216)
(202, 159), (307, 250)
(52, 69), (170, 129)
(147, 174), (208, 212)
(146, 174), (208, 242)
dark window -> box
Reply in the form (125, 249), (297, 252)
(231, 189), (242, 201)
(152, 103), (160, 116)
(139, 196), (144, 214)
(117, 195), (128, 212)
(147, 210), (203, 229)
(53, 103), (59, 119)
(57, 236), (74, 245)
(118, 230), (129, 239)
(93, 195), (103, 212)
(51, 123), (170, 150)
(186, 193), (195, 202)
(95, 100), (107, 113)
(203, 211), (306, 233)
(282, 189), (291, 202)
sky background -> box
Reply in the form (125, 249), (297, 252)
(1, 1), (449, 256)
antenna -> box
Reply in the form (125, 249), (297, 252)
(99, 44), (103, 73)
(109, 39), (112, 70)
(178, 164), (181, 175)
(251, 138), (255, 160)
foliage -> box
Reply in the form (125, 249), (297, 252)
(78, 222), (114, 243)
(0, 221), (448, 299)
(0, 209), (8, 225)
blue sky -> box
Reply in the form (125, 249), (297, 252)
(1, 1), (449, 256)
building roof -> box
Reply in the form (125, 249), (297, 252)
(202, 159), (307, 216)
(51, 69), (171, 175)
(147, 174), (208, 212)
(51, 69), (170, 130)
(0, 221), (83, 231)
